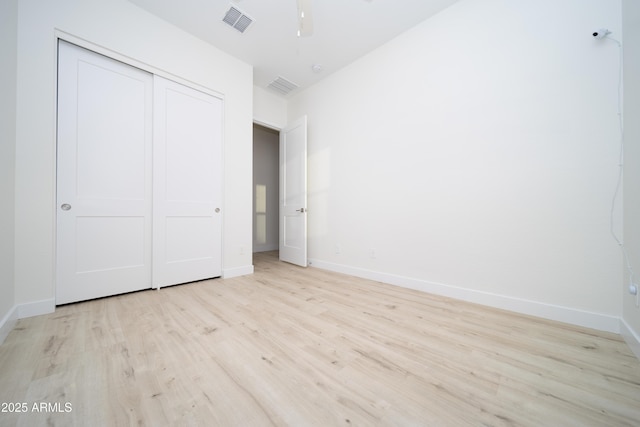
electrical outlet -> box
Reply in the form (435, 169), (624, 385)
(369, 249), (376, 259)
(239, 246), (245, 255)
(335, 244), (341, 254)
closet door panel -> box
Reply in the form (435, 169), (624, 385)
(56, 41), (153, 304)
(153, 76), (223, 288)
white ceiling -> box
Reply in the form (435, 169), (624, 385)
(128, 0), (460, 97)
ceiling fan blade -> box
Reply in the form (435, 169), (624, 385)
(296, 0), (314, 37)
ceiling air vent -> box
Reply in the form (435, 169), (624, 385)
(222, 6), (254, 33)
(268, 76), (299, 95)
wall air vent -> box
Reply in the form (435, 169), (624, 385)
(267, 76), (299, 96)
(222, 6), (254, 33)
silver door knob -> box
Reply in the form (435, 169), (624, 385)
(296, 208), (305, 213)
(215, 208), (220, 213)
(61, 204), (71, 211)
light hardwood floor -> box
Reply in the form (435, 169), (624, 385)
(1, 251), (639, 426)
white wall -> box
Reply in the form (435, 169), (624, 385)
(253, 85), (288, 130)
(253, 125), (280, 252)
(14, 0), (253, 311)
(622, 0), (640, 356)
(289, 0), (624, 332)
(0, 0), (18, 341)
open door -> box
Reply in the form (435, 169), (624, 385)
(279, 116), (308, 267)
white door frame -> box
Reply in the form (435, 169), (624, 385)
(252, 117), (308, 267)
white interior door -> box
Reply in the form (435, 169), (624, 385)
(56, 41), (153, 304)
(279, 116), (308, 267)
(152, 76), (223, 288)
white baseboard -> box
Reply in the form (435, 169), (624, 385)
(0, 298), (55, 346)
(308, 259), (621, 334)
(18, 298), (55, 319)
(222, 265), (254, 279)
(0, 305), (19, 346)
(621, 318), (640, 360)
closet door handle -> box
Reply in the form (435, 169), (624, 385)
(296, 208), (305, 213)
(61, 204), (72, 211)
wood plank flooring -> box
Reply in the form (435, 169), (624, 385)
(1, 251), (639, 426)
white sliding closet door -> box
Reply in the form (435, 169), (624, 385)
(56, 41), (153, 304)
(152, 76), (223, 288)
(57, 42), (223, 304)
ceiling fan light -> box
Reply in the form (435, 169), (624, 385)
(296, 0), (314, 37)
